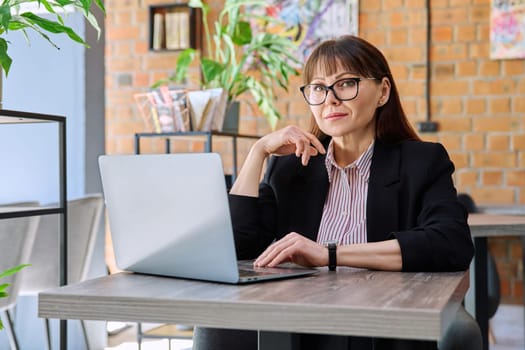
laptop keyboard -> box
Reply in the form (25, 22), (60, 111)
(238, 267), (280, 277)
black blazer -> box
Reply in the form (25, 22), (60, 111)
(229, 139), (474, 272)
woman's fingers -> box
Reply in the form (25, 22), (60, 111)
(260, 126), (325, 166)
(254, 233), (326, 268)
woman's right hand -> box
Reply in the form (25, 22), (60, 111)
(231, 126), (325, 196)
(254, 125), (326, 166)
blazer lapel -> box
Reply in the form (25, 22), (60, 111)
(367, 140), (401, 242)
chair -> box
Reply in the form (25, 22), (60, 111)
(0, 216), (40, 350)
(457, 193), (501, 319)
(19, 194), (104, 350)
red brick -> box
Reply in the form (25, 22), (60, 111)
(470, 5), (490, 23)
(489, 97), (511, 114)
(106, 26), (141, 41)
(363, 31), (387, 47)
(389, 28), (408, 45)
(473, 117), (520, 132)
(432, 43), (468, 61)
(520, 153), (525, 168)
(469, 43), (490, 58)
(512, 134), (525, 150)
(434, 117), (471, 132)
(439, 134), (462, 151)
(482, 170), (503, 185)
(360, 13), (383, 30)
(439, 98), (463, 115)
(507, 170), (525, 186)
(472, 152), (516, 167)
(465, 98), (486, 115)
(411, 65), (426, 80)
(512, 97), (525, 113)
(487, 134), (510, 151)
(470, 187), (515, 205)
(396, 81), (426, 98)
(455, 25), (476, 42)
(409, 28), (427, 45)
(464, 133), (485, 151)
(479, 61), (501, 76)
(434, 64), (455, 78)
(456, 170), (478, 187)
(456, 61), (477, 77)
(477, 23), (490, 41)
(431, 8), (468, 24)
(473, 78), (516, 96)
(382, 47), (424, 62)
(449, 152), (468, 169)
(432, 26), (453, 42)
(503, 60), (525, 75)
(520, 187), (525, 205)
(431, 80), (470, 96)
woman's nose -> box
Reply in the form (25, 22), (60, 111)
(325, 89), (341, 105)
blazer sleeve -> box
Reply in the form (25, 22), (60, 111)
(393, 143), (474, 272)
(228, 157), (280, 260)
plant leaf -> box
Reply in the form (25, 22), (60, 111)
(201, 57), (225, 86)
(232, 21), (251, 45)
(0, 3), (12, 34)
(0, 283), (10, 293)
(174, 48), (197, 83)
(0, 37), (12, 75)
(0, 264), (30, 279)
(20, 13), (87, 45)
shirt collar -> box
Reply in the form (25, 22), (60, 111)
(324, 140), (375, 183)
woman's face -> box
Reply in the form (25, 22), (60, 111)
(306, 64), (390, 139)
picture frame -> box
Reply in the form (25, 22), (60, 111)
(255, 0), (359, 62)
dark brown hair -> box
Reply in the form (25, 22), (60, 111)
(303, 35), (420, 143)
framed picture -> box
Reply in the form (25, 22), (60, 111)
(490, 0), (525, 59)
(252, 0), (359, 63)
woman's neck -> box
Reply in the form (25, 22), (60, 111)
(331, 134), (375, 167)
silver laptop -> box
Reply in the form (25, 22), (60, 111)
(98, 153), (318, 284)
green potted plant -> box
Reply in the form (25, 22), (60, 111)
(0, 264), (28, 330)
(0, 0), (105, 76)
(155, 0), (300, 130)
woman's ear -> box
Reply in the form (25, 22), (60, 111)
(378, 77), (391, 106)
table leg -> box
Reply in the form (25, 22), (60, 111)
(258, 331), (299, 350)
(522, 236), (525, 346)
(474, 236), (489, 350)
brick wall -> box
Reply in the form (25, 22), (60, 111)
(105, 0), (524, 303)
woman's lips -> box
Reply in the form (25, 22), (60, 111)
(324, 112), (347, 120)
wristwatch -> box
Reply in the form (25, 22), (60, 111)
(324, 240), (338, 271)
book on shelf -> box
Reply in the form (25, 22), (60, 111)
(134, 88), (189, 133)
(187, 88), (228, 131)
(178, 11), (190, 49)
(152, 12), (165, 50)
(165, 12), (180, 50)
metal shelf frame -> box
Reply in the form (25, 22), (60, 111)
(134, 131), (259, 182)
(0, 109), (68, 350)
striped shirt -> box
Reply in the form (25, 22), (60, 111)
(316, 141), (374, 245)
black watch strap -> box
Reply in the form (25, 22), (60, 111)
(326, 242), (337, 271)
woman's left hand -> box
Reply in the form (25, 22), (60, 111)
(254, 232), (328, 268)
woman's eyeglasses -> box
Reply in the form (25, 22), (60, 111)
(300, 77), (378, 105)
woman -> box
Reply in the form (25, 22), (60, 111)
(193, 35), (476, 350)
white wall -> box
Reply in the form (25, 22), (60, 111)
(0, 10), (107, 349)
(0, 12), (85, 204)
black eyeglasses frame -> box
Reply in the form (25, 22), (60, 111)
(299, 77), (378, 106)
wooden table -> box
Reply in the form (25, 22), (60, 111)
(468, 213), (525, 350)
(39, 269), (468, 349)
